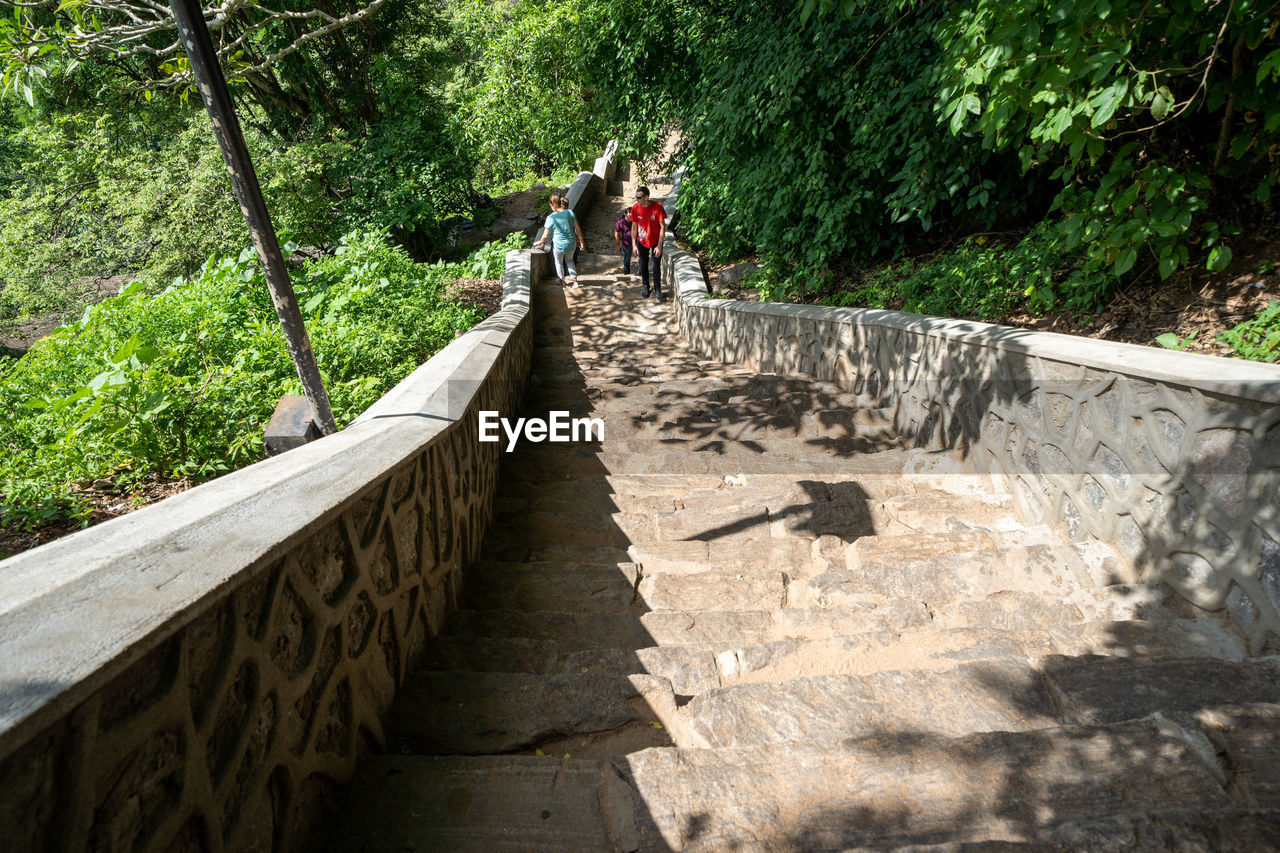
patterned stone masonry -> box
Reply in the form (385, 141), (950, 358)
(663, 170), (1280, 651)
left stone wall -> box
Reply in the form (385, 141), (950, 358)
(0, 249), (546, 852)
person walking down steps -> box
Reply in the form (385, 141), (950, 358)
(534, 192), (586, 287)
(629, 185), (666, 300)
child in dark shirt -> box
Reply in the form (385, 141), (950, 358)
(614, 214), (633, 275)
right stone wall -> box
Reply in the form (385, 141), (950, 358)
(662, 179), (1280, 651)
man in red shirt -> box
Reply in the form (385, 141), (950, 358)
(628, 185), (666, 300)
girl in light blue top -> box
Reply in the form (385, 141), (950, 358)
(534, 192), (585, 286)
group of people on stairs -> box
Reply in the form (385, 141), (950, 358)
(534, 184), (667, 299)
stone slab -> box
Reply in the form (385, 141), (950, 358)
(387, 672), (675, 755)
(616, 718), (1233, 850)
(325, 755), (626, 852)
(637, 570), (787, 612)
(1044, 656), (1280, 725)
(683, 659), (1057, 747)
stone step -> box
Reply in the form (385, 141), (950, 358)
(869, 491), (1022, 535)
(713, 619), (1248, 686)
(681, 660), (1060, 747)
(484, 511), (634, 548)
(845, 527), (1057, 566)
(615, 717), (1242, 851)
(479, 540), (632, 565)
(326, 755), (631, 853)
(499, 440), (923, 479)
(638, 569), (789, 612)
(791, 541), (1118, 607)
(1042, 655), (1280, 725)
(627, 538), (814, 574)
(424, 617), (1245, 698)
(385, 672), (678, 757)
(440, 586), (1172, 652)
(496, 465), (986, 507)
(462, 565), (637, 613)
(680, 655), (1280, 749)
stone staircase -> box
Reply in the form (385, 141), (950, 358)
(319, 188), (1280, 851)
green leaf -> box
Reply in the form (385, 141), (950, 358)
(1207, 245), (1232, 272)
(1150, 86), (1173, 121)
(1113, 247), (1138, 276)
(1155, 332), (1181, 349)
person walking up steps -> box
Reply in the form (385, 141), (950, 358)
(614, 210), (633, 276)
(534, 193), (585, 287)
(629, 185), (666, 300)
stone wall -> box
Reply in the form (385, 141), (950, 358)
(662, 176), (1280, 651)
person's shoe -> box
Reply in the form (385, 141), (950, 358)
(654, 289), (664, 301)
(641, 288), (650, 299)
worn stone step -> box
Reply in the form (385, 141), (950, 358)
(846, 527), (1047, 566)
(442, 608), (657, 651)
(484, 511), (633, 548)
(440, 587), (1168, 654)
(499, 440), (923, 479)
(792, 541), (1118, 607)
(637, 569), (788, 612)
(686, 654), (1280, 750)
(628, 538), (813, 574)
(870, 491), (1022, 535)
(479, 540), (631, 565)
(615, 718), (1238, 851)
(386, 672), (678, 756)
(713, 619), (1248, 686)
(561, 646), (721, 695)
(680, 660), (1059, 747)
(496, 466), (978, 508)
(326, 755), (631, 853)
(462, 565), (637, 613)
(1042, 655), (1280, 725)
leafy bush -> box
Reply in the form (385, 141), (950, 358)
(447, 0), (611, 193)
(819, 224), (1073, 321)
(0, 109), (338, 320)
(1219, 301), (1280, 362)
(588, 0), (1280, 311)
(0, 232), (523, 529)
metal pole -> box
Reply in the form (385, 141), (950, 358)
(168, 0), (338, 435)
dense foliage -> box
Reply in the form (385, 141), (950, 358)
(582, 0), (1279, 322)
(0, 232), (516, 528)
(0, 1), (606, 532)
(0, 0), (595, 325)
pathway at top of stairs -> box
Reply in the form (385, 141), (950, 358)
(320, 176), (1280, 851)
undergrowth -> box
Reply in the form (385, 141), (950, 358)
(0, 231), (523, 530)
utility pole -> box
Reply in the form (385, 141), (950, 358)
(168, 0), (338, 435)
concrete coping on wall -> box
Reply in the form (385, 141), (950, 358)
(0, 250), (540, 763)
(669, 246), (1280, 405)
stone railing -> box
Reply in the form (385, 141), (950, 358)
(0, 147), (613, 852)
(662, 176), (1280, 652)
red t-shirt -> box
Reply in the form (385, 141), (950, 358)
(629, 201), (666, 249)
